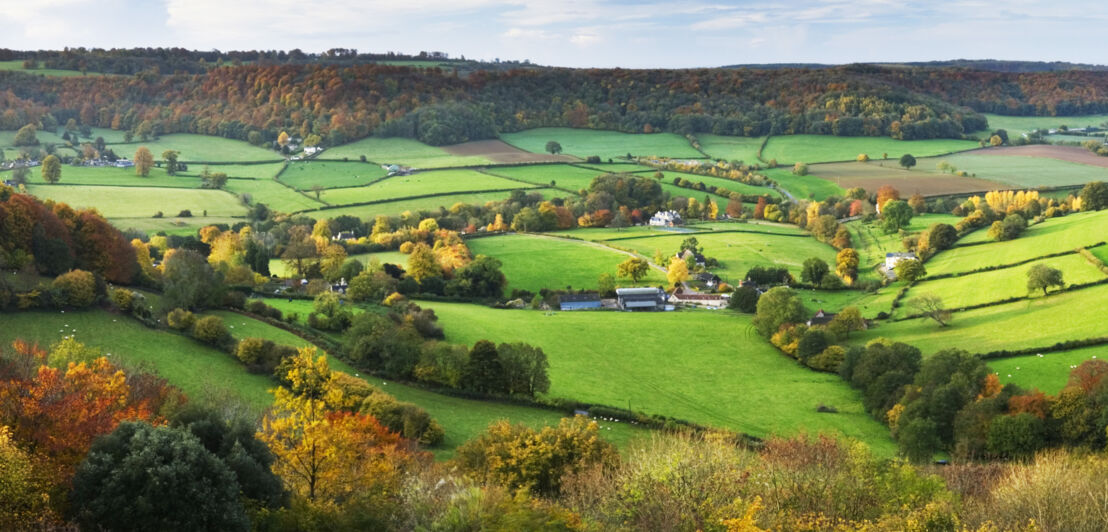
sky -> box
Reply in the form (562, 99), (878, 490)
(1, 0), (1107, 68)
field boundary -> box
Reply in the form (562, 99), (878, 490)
(289, 185), (551, 214)
(892, 275), (1108, 322)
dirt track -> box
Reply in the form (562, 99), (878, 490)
(444, 140), (580, 164)
(976, 144), (1108, 168)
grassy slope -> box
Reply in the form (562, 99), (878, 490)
(25, 184), (247, 218)
(223, 179), (323, 212)
(319, 169), (529, 205)
(178, 163), (286, 179)
(484, 164), (608, 192)
(295, 190), (543, 218)
(660, 170), (783, 198)
(0, 60), (99, 77)
(762, 135), (979, 165)
(982, 113), (1108, 134)
(36, 165), (200, 188)
(761, 167), (845, 201)
(932, 151), (1108, 188)
(466, 234), (666, 293)
(324, 137), (493, 168)
(926, 211), (1108, 276)
(426, 302), (895, 455)
(118, 134), (279, 162)
(698, 135), (765, 164)
(109, 216), (242, 237)
(278, 161), (388, 190)
(843, 214), (962, 277)
(989, 344), (1108, 395)
(501, 128), (703, 160)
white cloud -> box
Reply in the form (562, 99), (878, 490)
(569, 30), (601, 47)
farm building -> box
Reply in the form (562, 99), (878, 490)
(807, 309), (836, 326)
(696, 272), (721, 288)
(332, 231), (357, 241)
(616, 287), (667, 311)
(668, 288), (729, 309)
(649, 210), (683, 227)
(885, 252), (918, 271)
(679, 249), (707, 267)
(558, 293), (602, 311)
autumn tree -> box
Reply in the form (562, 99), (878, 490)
(406, 242), (441, 283)
(40, 154), (61, 184)
(617, 257), (650, 283)
(134, 146), (153, 176)
(827, 306), (864, 339)
(0, 426), (54, 527)
(1027, 264), (1065, 295)
(161, 150), (179, 175)
(875, 185), (900, 211)
(666, 256), (689, 288)
(894, 259), (926, 282)
(909, 294), (951, 327)
(277, 131), (290, 147)
(835, 248), (860, 284)
(13, 124), (38, 146)
(281, 225), (318, 278)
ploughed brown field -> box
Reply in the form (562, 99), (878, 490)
(443, 139), (580, 164)
(808, 161), (1008, 196)
(976, 144), (1108, 168)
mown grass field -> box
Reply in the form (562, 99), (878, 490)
(926, 210), (1108, 276)
(484, 164), (610, 192)
(761, 167), (845, 201)
(981, 113), (1108, 134)
(902, 253), (1106, 311)
(39, 165), (200, 188)
(319, 169), (531, 205)
(989, 344), (1108, 395)
(298, 190), (544, 218)
(926, 151), (1108, 188)
(501, 128), (703, 160)
(854, 282), (1108, 356)
(278, 161), (388, 190)
(425, 302), (896, 455)
(178, 163), (286, 179)
(574, 163), (654, 174)
(698, 135), (765, 164)
(25, 184), (248, 218)
(761, 135), (979, 165)
(660, 170), (783, 198)
(324, 137), (493, 168)
(117, 135), (280, 162)
(223, 179), (323, 212)
(466, 234), (666, 293)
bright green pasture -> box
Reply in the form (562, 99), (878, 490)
(25, 184), (247, 218)
(981, 113), (1108, 134)
(989, 344), (1108, 395)
(549, 221), (806, 242)
(484, 164), (607, 191)
(854, 283), (1108, 356)
(1093, 246), (1108, 264)
(501, 128), (703, 160)
(0, 128), (79, 148)
(660, 170), (782, 198)
(903, 253), (1106, 311)
(178, 163), (286, 179)
(574, 163), (654, 173)
(325, 137), (493, 168)
(319, 169), (529, 205)
(761, 167), (845, 201)
(268, 250), (409, 278)
(278, 161), (388, 190)
(118, 135), (280, 162)
(698, 135), (765, 164)
(109, 216), (241, 237)
(223, 179), (322, 212)
(466, 234), (665, 293)
(843, 214), (962, 279)
(0, 310), (276, 415)
(0, 60), (99, 77)
(425, 302), (895, 455)
(607, 231), (838, 282)
(761, 135), (978, 165)
(930, 151), (1108, 188)
(299, 190), (543, 218)
(926, 210), (1108, 276)
(796, 286), (902, 320)
(40, 165), (200, 188)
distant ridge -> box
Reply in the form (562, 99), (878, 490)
(721, 60), (1108, 72)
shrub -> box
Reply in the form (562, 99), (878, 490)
(167, 308), (196, 331)
(383, 292), (406, 306)
(235, 337), (271, 366)
(177, 209), (192, 217)
(192, 315), (231, 347)
(359, 393), (445, 446)
(109, 288), (134, 312)
(51, 269), (97, 308)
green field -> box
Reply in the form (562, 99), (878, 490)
(484, 164), (610, 192)
(550, 221), (806, 242)
(278, 161), (388, 190)
(574, 163), (654, 173)
(761, 167), (845, 201)
(178, 163), (286, 179)
(902, 253), (1106, 311)
(924, 151), (1108, 188)
(761, 135), (979, 165)
(116, 134), (280, 162)
(324, 137), (493, 168)
(981, 113), (1108, 134)
(926, 210), (1108, 276)
(843, 214), (962, 279)
(298, 190), (544, 218)
(0, 60), (101, 77)
(109, 216), (242, 237)
(501, 128), (704, 160)
(424, 302), (895, 455)
(660, 170), (782, 199)
(268, 251), (409, 278)
(989, 344), (1108, 395)
(466, 234), (666, 293)
(854, 282), (1108, 356)
(319, 169), (531, 205)
(25, 184), (248, 218)
(223, 179), (323, 212)
(698, 135), (765, 164)
(35, 165), (201, 188)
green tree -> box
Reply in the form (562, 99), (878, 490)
(617, 257), (650, 283)
(800, 257), (829, 284)
(881, 199), (914, 233)
(461, 340), (508, 395)
(727, 285), (759, 313)
(40, 154), (61, 183)
(13, 124), (38, 146)
(921, 223), (958, 253)
(827, 306), (864, 339)
(894, 259), (926, 282)
(162, 150), (179, 175)
(597, 272), (616, 297)
(1027, 264), (1065, 295)
(898, 417), (940, 463)
(545, 140), (562, 154)
(446, 255), (506, 298)
(988, 213), (1026, 241)
(69, 422), (249, 531)
(986, 413), (1046, 459)
(162, 249), (224, 311)
(1079, 181), (1108, 211)
(51, 269), (97, 307)
(899, 153), (916, 170)
(753, 286), (806, 337)
(792, 162), (808, 176)
(497, 342), (551, 398)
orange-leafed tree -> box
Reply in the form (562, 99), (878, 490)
(876, 185), (900, 212)
(134, 147), (153, 177)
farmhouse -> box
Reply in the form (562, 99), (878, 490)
(668, 288), (729, 309)
(558, 293), (602, 311)
(696, 272), (721, 288)
(304, 146), (323, 157)
(616, 287), (667, 311)
(679, 249), (707, 267)
(332, 231), (357, 241)
(649, 210), (683, 227)
(885, 252), (918, 271)
(807, 309), (836, 326)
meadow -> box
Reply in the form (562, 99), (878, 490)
(0, 60), (99, 77)
(807, 160), (1005, 196)
(465, 234), (666, 293)
(843, 214), (962, 279)
(424, 302), (896, 455)
(760, 167), (845, 201)
(981, 113), (1108, 134)
(318, 169), (530, 205)
(25, 184), (248, 218)
(901, 253), (1106, 311)
(268, 251), (409, 278)
(501, 128), (704, 160)
(40, 165), (200, 188)
(853, 282), (1108, 356)
(574, 162), (654, 173)
(116, 134), (280, 162)
(278, 161), (388, 190)
(323, 137), (493, 168)
(928, 151), (1108, 188)
(926, 210), (1108, 276)
(760, 135), (979, 164)
(989, 344), (1108, 395)
(178, 162), (286, 179)
(299, 190), (542, 218)
(549, 221), (807, 242)
(660, 170), (783, 198)
(483, 164), (611, 192)
(222, 179), (324, 213)
(697, 134), (765, 164)
(109, 216), (244, 237)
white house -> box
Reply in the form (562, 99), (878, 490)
(885, 252), (918, 271)
(304, 146), (323, 157)
(649, 210), (683, 227)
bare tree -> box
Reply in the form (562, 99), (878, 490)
(909, 294), (951, 327)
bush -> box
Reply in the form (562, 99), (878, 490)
(109, 287), (134, 312)
(192, 315), (231, 347)
(359, 393), (445, 446)
(167, 308), (196, 331)
(51, 269), (97, 308)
